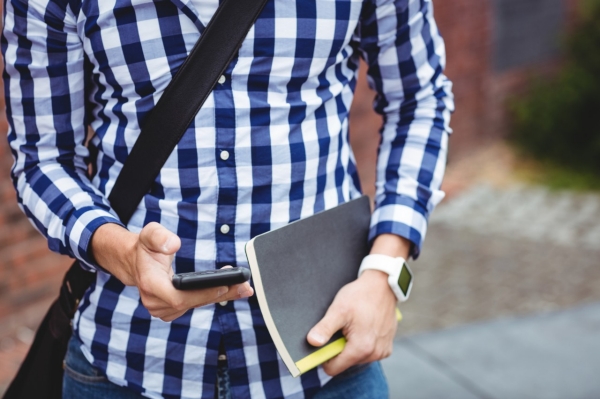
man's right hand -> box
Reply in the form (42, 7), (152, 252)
(90, 222), (253, 322)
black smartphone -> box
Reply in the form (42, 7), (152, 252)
(172, 267), (251, 290)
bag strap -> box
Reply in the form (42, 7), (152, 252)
(64, 0), (270, 306)
(110, 0), (270, 223)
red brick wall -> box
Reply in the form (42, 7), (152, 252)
(349, 0), (497, 191)
(433, 0), (581, 159)
(434, 0), (493, 156)
(0, 0), (584, 317)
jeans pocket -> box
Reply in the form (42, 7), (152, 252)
(63, 337), (108, 384)
(64, 362), (108, 384)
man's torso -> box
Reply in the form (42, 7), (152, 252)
(73, 0), (364, 397)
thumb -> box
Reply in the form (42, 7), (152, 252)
(139, 222), (181, 255)
(307, 306), (347, 347)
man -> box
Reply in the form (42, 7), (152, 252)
(3, 0), (453, 397)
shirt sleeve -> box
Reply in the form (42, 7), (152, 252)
(356, 0), (455, 259)
(2, 0), (124, 270)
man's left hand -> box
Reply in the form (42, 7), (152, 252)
(307, 233), (410, 376)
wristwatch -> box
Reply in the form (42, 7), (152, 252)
(358, 254), (413, 302)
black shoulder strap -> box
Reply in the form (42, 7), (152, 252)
(110, 0), (269, 224)
(66, 0), (270, 299)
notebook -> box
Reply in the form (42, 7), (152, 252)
(245, 196), (402, 377)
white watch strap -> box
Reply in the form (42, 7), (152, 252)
(358, 254), (405, 278)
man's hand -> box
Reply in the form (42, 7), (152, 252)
(307, 234), (410, 376)
(90, 222), (253, 322)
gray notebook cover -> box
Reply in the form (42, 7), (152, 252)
(245, 196), (371, 377)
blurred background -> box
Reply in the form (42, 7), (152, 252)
(1, 0), (599, 397)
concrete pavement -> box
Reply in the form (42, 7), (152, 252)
(396, 184), (600, 337)
(382, 301), (600, 399)
(380, 183), (600, 399)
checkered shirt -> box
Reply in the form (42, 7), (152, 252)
(3, 0), (453, 397)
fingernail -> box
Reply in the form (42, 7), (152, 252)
(309, 332), (325, 345)
(217, 287), (228, 297)
(238, 286), (252, 297)
(162, 237), (172, 252)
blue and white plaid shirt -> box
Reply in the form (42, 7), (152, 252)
(3, 0), (453, 397)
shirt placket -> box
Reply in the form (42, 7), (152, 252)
(211, 62), (253, 395)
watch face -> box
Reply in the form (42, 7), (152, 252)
(397, 263), (412, 296)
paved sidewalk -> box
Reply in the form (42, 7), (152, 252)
(433, 184), (600, 250)
(381, 182), (600, 398)
(397, 184), (600, 337)
(382, 301), (600, 399)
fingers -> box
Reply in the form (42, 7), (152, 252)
(323, 338), (370, 376)
(309, 275), (399, 376)
(135, 224), (254, 322)
(322, 336), (393, 376)
(141, 277), (253, 321)
(307, 304), (348, 347)
(224, 282), (253, 300)
(150, 309), (188, 322)
(215, 266), (254, 299)
(147, 281), (253, 322)
(139, 222), (181, 255)
(145, 281), (228, 314)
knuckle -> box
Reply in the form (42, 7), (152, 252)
(143, 223), (167, 247)
(145, 221), (160, 232)
(334, 303), (351, 318)
(220, 290), (234, 300)
(353, 346), (370, 360)
(138, 279), (151, 294)
(139, 296), (153, 310)
(359, 342), (375, 358)
(169, 298), (185, 311)
(141, 222), (158, 238)
(226, 291), (242, 302)
(372, 340), (394, 360)
(136, 271), (154, 287)
(373, 348), (386, 360)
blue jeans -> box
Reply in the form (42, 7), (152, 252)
(212, 359), (388, 399)
(62, 336), (142, 399)
(313, 362), (388, 399)
(63, 336), (389, 398)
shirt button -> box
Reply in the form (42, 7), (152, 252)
(220, 224), (230, 234)
(220, 150), (230, 161)
(218, 75), (226, 84)
(219, 301), (228, 306)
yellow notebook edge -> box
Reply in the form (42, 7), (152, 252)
(295, 337), (347, 374)
(294, 308), (403, 375)
(245, 238), (302, 377)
